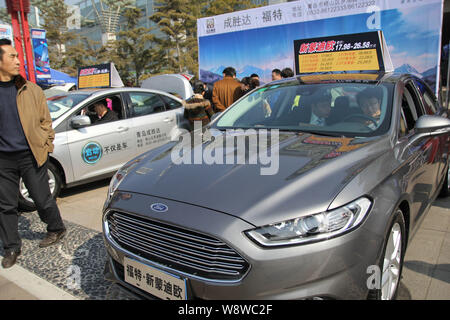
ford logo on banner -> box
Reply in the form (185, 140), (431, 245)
(151, 203), (168, 213)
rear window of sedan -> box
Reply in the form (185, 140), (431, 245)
(215, 81), (394, 137)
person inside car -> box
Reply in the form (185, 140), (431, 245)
(306, 91), (332, 126)
(356, 87), (382, 129)
(92, 99), (118, 124)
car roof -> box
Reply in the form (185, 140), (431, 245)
(269, 72), (411, 86)
(53, 87), (184, 101)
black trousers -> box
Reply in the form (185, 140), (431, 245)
(0, 150), (65, 253)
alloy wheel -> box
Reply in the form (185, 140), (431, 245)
(381, 222), (402, 300)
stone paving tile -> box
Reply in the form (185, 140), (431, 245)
(0, 212), (134, 300)
(0, 282), (38, 300)
(58, 203), (104, 232)
(0, 275), (9, 287)
(420, 205), (450, 232)
(426, 269), (450, 300)
(398, 267), (430, 300)
(403, 228), (446, 266)
(436, 232), (450, 273)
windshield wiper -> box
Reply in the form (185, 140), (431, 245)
(294, 129), (345, 137)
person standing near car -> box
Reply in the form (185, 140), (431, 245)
(0, 39), (66, 269)
(184, 81), (215, 130)
(212, 67), (242, 112)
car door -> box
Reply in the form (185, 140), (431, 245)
(67, 94), (136, 182)
(413, 78), (450, 186)
(126, 91), (177, 157)
(398, 80), (439, 224)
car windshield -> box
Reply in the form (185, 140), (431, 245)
(47, 94), (89, 121)
(214, 81), (394, 137)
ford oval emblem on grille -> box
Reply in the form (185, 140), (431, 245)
(151, 203), (168, 213)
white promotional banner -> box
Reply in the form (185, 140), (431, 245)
(0, 24), (13, 43)
(198, 0), (444, 93)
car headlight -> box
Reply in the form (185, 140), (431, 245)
(245, 197), (372, 247)
(107, 156), (146, 200)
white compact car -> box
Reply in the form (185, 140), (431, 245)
(19, 86), (189, 210)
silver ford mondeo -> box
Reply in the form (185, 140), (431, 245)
(102, 72), (450, 300)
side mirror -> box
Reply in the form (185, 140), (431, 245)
(414, 115), (450, 135)
(406, 115), (450, 148)
(71, 115), (91, 129)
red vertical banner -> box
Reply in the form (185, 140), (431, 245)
(19, 0), (35, 83)
(7, 6), (26, 79)
(6, 0), (35, 82)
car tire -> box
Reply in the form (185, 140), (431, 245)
(439, 164), (449, 197)
(367, 209), (406, 300)
(18, 162), (62, 212)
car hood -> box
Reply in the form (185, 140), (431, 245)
(118, 129), (389, 226)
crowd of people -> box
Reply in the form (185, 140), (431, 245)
(184, 66), (295, 129)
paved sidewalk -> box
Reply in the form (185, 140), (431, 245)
(398, 197), (450, 300)
(0, 178), (449, 300)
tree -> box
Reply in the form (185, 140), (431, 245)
(31, 0), (78, 73)
(0, 8), (11, 25)
(150, 0), (198, 75)
(63, 37), (99, 77)
(203, 0), (262, 17)
(150, 0), (263, 77)
(113, 7), (160, 85)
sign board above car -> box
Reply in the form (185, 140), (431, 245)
(294, 31), (393, 75)
(77, 62), (124, 89)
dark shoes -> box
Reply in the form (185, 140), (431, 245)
(39, 228), (67, 248)
(2, 250), (21, 269)
(2, 229), (66, 268)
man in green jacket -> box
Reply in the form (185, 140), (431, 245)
(0, 39), (66, 269)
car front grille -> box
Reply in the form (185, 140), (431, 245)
(106, 210), (250, 281)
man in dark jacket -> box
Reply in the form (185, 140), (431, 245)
(93, 99), (118, 124)
(0, 39), (66, 269)
(184, 81), (215, 130)
(212, 67), (242, 112)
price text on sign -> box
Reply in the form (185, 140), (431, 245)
(78, 73), (110, 89)
(294, 31), (385, 74)
(298, 49), (379, 73)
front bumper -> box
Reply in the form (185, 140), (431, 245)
(102, 191), (384, 300)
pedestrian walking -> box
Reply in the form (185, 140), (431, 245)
(0, 38), (66, 269)
(212, 67), (242, 112)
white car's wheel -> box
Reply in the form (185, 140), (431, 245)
(18, 162), (62, 212)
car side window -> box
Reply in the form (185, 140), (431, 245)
(76, 95), (121, 125)
(414, 79), (438, 115)
(160, 94), (183, 110)
(129, 92), (166, 117)
(398, 109), (408, 138)
(401, 83), (425, 133)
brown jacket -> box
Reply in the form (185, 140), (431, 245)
(14, 75), (54, 167)
(212, 76), (242, 112)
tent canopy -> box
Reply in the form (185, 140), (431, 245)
(37, 68), (77, 86)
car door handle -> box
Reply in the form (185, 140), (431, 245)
(164, 118), (174, 122)
(116, 127), (129, 132)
